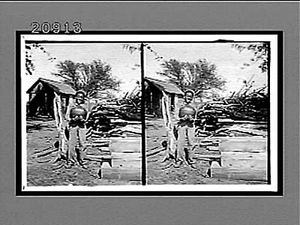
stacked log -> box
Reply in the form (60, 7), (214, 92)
(195, 87), (268, 137)
(86, 89), (142, 139)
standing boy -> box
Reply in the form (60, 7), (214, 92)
(175, 90), (197, 168)
(65, 90), (90, 168)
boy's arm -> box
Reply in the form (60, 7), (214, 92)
(84, 99), (92, 122)
(192, 103), (197, 121)
(175, 105), (182, 122)
(65, 98), (74, 122)
(85, 110), (92, 122)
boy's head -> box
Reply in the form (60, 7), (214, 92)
(75, 90), (86, 104)
(184, 90), (194, 104)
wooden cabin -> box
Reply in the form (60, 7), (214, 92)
(144, 77), (184, 118)
(26, 78), (76, 117)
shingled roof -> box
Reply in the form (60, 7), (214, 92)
(144, 77), (184, 95)
(26, 78), (76, 95)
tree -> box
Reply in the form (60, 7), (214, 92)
(54, 59), (121, 96)
(158, 59), (225, 97)
(86, 60), (120, 93)
(232, 42), (269, 73)
(55, 60), (83, 90)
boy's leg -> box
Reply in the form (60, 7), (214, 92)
(67, 126), (78, 165)
(77, 128), (87, 167)
(78, 127), (86, 148)
(176, 125), (187, 162)
(186, 126), (196, 164)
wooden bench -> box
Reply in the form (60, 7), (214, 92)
(212, 137), (267, 182)
(84, 138), (141, 182)
(83, 139), (112, 178)
(193, 139), (222, 177)
(193, 137), (267, 181)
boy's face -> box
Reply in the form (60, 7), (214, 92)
(75, 93), (85, 104)
(185, 92), (194, 104)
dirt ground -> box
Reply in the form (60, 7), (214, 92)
(146, 118), (268, 185)
(26, 117), (141, 187)
(26, 117), (267, 187)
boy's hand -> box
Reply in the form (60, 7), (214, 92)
(179, 115), (189, 122)
(179, 115), (186, 121)
(187, 115), (195, 121)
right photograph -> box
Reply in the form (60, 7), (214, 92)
(144, 37), (277, 187)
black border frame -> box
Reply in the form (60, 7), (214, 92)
(16, 30), (283, 196)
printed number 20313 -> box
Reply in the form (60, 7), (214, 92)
(31, 22), (82, 34)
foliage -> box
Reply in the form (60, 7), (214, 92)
(232, 42), (269, 73)
(54, 60), (121, 96)
(158, 59), (225, 97)
(25, 43), (56, 75)
(122, 44), (141, 54)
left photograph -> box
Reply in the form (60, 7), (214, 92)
(19, 34), (142, 192)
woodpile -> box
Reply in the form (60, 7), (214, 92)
(195, 86), (268, 137)
(197, 91), (268, 122)
(86, 88), (142, 139)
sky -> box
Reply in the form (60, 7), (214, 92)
(23, 42), (267, 97)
